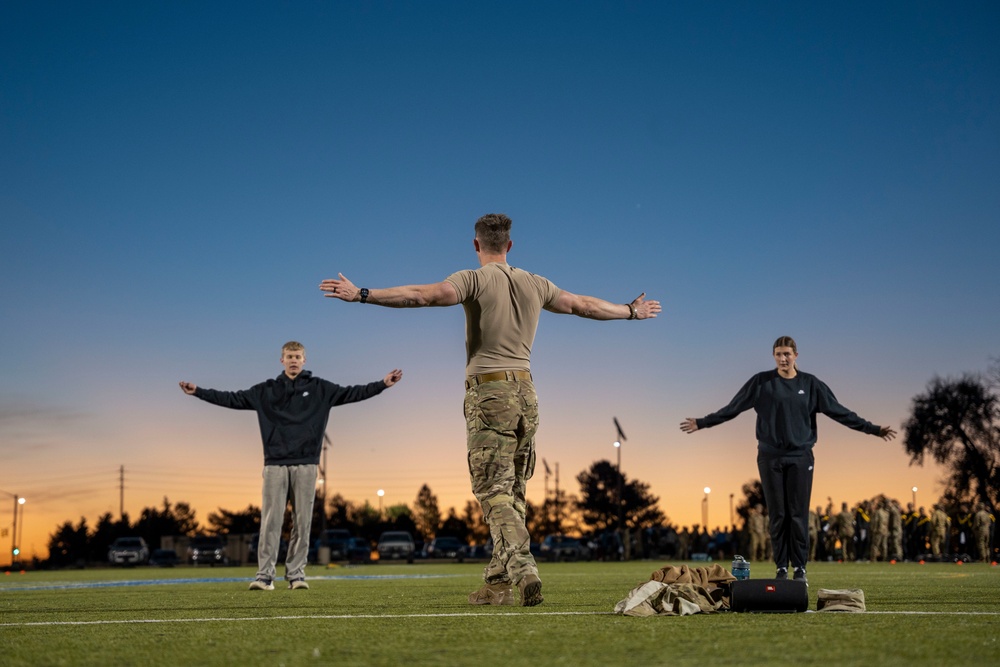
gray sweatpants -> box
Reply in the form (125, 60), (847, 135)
(257, 464), (317, 582)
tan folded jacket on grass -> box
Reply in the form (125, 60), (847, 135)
(614, 565), (737, 616)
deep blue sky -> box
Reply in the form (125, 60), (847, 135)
(2, 2), (998, 557)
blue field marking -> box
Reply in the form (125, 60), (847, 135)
(0, 572), (460, 592)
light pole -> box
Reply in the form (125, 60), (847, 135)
(613, 440), (622, 532)
(702, 487), (711, 529)
(17, 497), (24, 561)
(377, 489), (385, 520)
(911, 486), (918, 507)
(729, 493), (735, 528)
(612, 417), (627, 536)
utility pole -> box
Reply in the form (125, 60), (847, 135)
(319, 433), (332, 534)
(542, 459), (551, 503)
(554, 463), (561, 533)
(119, 465), (125, 519)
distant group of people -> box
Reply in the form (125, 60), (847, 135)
(688, 497), (996, 565)
(807, 499), (995, 563)
(594, 492), (997, 567)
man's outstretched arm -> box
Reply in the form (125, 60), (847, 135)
(546, 291), (661, 321)
(319, 273), (459, 308)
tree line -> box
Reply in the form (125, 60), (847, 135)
(40, 459), (663, 568)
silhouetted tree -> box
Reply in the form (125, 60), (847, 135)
(528, 493), (582, 538)
(206, 504), (261, 535)
(172, 502), (200, 536)
(439, 508), (469, 542)
(350, 501), (382, 542)
(134, 497), (198, 548)
(412, 484), (442, 540)
(382, 503), (419, 543)
(734, 480), (766, 528)
(47, 517), (89, 568)
(325, 493), (356, 530)
(461, 500), (489, 544)
(903, 372), (999, 509)
(575, 460), (665, 532)
(89, 513), (120, 563)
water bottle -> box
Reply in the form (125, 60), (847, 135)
(731, 555), (750, 580)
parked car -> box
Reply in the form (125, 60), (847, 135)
(247, 532), (288, 565)
(540, 534), (591, 562)
(188, 535), (229, 566)
(310, 528), (352, 563)
(377, 531), (415, 563)
(108, 536), (150, 566)
(345, 537), (373, 563)
(422, 536), (467, 562)
(148, 548), (180, 567)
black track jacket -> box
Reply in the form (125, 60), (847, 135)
(194, 370), (386, 465)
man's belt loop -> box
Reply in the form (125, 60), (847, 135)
(465, 370), (532, 389)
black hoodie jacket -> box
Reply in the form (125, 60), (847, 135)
(194, 370), (387, 465)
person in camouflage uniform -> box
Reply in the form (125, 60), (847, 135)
(837, 502), (855, 561)
(972, 503), (995, 563)
(929, 504), (949, 560)
(888, 498), (903, 561)
(870, 498), (890, 562)
(808, 506), (821, 562)
(320, 213), (660, 606)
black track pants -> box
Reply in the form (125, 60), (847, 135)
(757, 450), (815, 571)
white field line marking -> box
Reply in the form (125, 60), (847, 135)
(4, 609), (1000, 628)
(3, 611), (611, 627)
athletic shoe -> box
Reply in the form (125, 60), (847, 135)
(248, 578), (274, 591)
(775, 568), (788, 580)
(289, 579), (309, 590)
(516, 574), (544, 607)
(467, 582), (515, 606)
(793, 568), (808, 584)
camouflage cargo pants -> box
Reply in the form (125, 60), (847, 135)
(464, 378), (539, 586)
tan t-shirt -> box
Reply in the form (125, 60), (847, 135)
(445, 262), (562, 375)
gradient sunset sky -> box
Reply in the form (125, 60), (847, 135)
(3, 2), (998, 561)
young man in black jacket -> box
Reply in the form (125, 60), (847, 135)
(180, 341), (402, 590)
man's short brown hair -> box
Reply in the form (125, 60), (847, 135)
(282, 341), (305, 353)
(474, 213), (512, 253)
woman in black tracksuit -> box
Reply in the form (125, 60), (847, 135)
(679, 336), (896, 582)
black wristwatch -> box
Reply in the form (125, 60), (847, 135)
(359, 288), (370, 304)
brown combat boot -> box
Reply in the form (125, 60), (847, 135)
(516, 574), (543, 607)
(468, 582), (515, 606)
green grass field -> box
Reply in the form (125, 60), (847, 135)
(2, 560), (998, 666)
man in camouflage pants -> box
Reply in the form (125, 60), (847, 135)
(320, 213), (661, 606)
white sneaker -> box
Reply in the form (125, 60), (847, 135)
(248, 579), (274, 591)
(289, 579), (310, 590)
